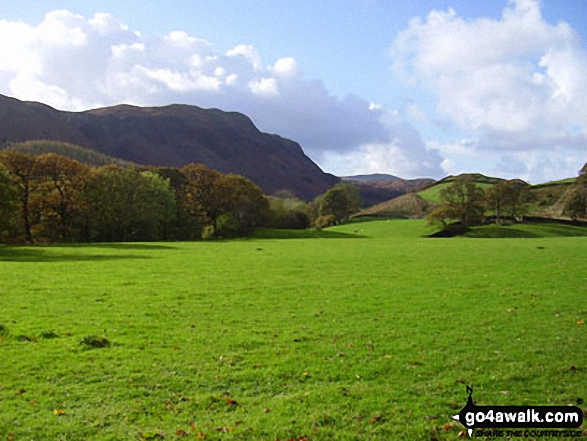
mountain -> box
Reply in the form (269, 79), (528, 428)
(0, 94), (338, 200)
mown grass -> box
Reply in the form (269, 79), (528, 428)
(0, 220), (585, 440)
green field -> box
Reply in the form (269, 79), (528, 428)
(1, 220), (585, 440)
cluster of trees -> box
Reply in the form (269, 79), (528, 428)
(0, 150), (270, 243)
(426, 175), (533, 229)
(0, 147), (364, 244)
(266, 184), (362, 230)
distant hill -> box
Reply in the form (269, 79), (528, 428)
(359, 193), (432, 218)
(360, 172), (583, 220)
(0, 94), (338, 200)
(416, 173), (505, 203)
(338, 173), (434, 207)
(433, 173), (505, 186)
(341, 173), (401, 182)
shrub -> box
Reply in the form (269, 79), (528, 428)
(314, 214), (336, 230)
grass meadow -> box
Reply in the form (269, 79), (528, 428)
(0, 220), (585, 440)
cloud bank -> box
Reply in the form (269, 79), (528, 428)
(0, 10), (443, 179)
(391, 0), (587, 182)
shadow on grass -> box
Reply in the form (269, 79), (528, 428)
(250, 228), (366, 240)
(464, 223), (587, 238)
(464, 227), (539, 238)
(0, 246), (154, 263)
(81, 243), (179, 251)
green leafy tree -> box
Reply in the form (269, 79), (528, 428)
(501, 179), (532, 221)
(153, 167), (202, 240)
(428, 175), (485, 228)
(218, 174), (269, 236)
(315, 184), (361, 225)
(425, 204), (460, 230)
(485, 179), (532, 223)
(0, 163), (17, 239)
(485, 183), (507, 223)
(268, 191), (311, 229)
(82, 166), (176, 242)
(141, 171), (178, 240)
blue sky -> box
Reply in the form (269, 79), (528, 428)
(0, 0), (586, 182)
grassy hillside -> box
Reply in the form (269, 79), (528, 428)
(416, 174), (500, 204)
(1, 140), (136, 167)
(363, 172), (581, 221)
(358, 193), (431, 218)
(528, 179), (577, 218)
(0, 220), (585, 439)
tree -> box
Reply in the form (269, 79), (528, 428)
(267, 192), (311, 229)
(0, 151), (40, 242)
(314, 184), (361, 225)
(0, 163), (17, 239)
(485, 183), (507, 224)
(501, 179), (532, 221)
(82, 166), (176, 242)
(153, 166), (202, 240)
(432, 175), (485, 227)
(485, 179), (532, 224)
(141, 171), (177, 240)
(181, 164), (231, 237)
(218, 174), (269, 236)
(33, 154), (90, 241)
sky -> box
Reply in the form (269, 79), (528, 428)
(0, 0), (586, 183)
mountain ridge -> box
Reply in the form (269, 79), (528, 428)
(0, 94), (338, 200)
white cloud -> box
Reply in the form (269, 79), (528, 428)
(248, 77), (279, 95)
(37, 10), (88, 47)
(431, 137), (587, 183)
(322, 141), (442, 179)
(225, 73), (238, 85)
(111, 42), (145, 59)
(88, 12), (128, 35)
(404, 102), (426, 123)
(271, 57), (301, 78)
(391, 0), (587, 181)
(226, 44), (262, 70)
(321, 108), (444, 178)
(137, 66), (221, 92)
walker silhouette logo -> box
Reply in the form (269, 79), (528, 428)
(452, 386), (584, 438)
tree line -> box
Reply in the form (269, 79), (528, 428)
(0, 145), (362, 243)
(426, 174), (587, 231)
